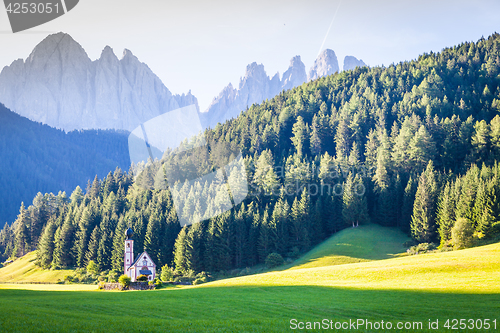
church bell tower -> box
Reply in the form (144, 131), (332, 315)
(124, 228), (134, 276)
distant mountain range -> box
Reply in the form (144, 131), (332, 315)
(201, 50), (366, 128)
(0, 33), (198, 132)
(0, 32), (366, 132)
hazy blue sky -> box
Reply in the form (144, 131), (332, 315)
(0, 0), (499, 110)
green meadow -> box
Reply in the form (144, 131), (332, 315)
(1, 224), (499, 332)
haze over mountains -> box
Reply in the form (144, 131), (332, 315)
(0, 32), (366, 132)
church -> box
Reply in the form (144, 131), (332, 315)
(124, 228), (156, 282)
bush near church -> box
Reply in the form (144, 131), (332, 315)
(118, 274), (131, 288)
(137, 274), (148, 282)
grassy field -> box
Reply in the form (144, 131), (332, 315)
(0, 225), (499, 332)
(0, 251), (74, 283)
(289, 224), (410, 269)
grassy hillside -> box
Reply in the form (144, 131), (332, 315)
(0, 242), (499, 332)
(210, 241), (500, 292)
(0, 252), (74, 283)
(290, 224), (410, 269)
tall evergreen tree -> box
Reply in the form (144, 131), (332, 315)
(411, 161), (438, 242)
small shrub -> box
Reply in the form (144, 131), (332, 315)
(153, 278), (163, 288)
(265, 253), (284, 269)
(63, 275), (74, 283)
(86, 260), (100, 276)
(407, 242), (436, 255)
(452, 218), (474, 249)
(118, 274), (131, 288)
(161, 264), (175, 282)
(137, 275), (148, 282)
(193, 277), (207, 285)
(97, 281), (105, 290)
(238, 267), (252, 277)
(185, 269), (196, 279)
(173, 276), (193, 283)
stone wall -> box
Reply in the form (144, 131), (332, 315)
(103, 282), (154, 291)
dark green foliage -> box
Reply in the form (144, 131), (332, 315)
(411, 162), (438, 243)
(0, 104), (130, 227)
(265, 252), (284, 268)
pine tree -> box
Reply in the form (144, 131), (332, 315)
(310, 115), (322, 156)
(12, 203), (30, 257)
(473, 181), (496, 237)
(436, 182), (456, 246)
(258, 210), (271, 262)
(52, 211), (76, 268)
(35, 219), (57, 269)
(252, 150), (279, 195)
(342, 174), (369, 227)
(84, 226), (100, 268)
(144, 211), (162, 265)
(173, 226), (188, 273)
(111, 216), (127, 271)
(291, 116), (309, 157)
(185, 221), (204, 272)
(411, 161), (438, 243)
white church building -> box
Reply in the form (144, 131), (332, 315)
(124, 228), (156, 282)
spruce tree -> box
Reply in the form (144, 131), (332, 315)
(35, 219), (57, 269)
(411, 161), (438, 243)
(436, 182), (456, 246)
(173, 226), (188, 273)
(342, 174), (369, 227)
(52, 211), (76, 268)
(12, 203), (31, 257)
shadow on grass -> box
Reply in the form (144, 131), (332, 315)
(0, 284), (498, 332)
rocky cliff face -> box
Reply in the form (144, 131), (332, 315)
(0, 32), (197, 132)
(308, 49), (339, 81)
(343, 56), (367, 71)
(202, 56), (308, 129)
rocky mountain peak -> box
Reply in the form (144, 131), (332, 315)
(308, 49), (339, 81)
(343, 56), (367, 71)
(28, 32), (89, 65)
(281, 55), (306, 91)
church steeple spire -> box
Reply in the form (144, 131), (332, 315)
(124, 228), (134, 276)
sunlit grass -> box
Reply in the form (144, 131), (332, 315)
(0, 225), (499, 332)
(0, 252), (74, 283)
(289, 224), (410, 269)
(207, 242), (500, 293)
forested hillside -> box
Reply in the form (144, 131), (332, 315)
(0, 105), (130, 227)
(2, 34), (500, 275)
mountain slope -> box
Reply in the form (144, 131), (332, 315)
(0, 103), (130, 226)
(0, 32), (198, 132)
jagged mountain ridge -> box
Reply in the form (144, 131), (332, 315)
(0, 32), (198, 132)
(202, 50), (344, 129)
(0, 32), (367, 131)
